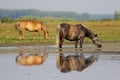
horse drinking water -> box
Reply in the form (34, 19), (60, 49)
(15, 20), (49, 40)
(56, 23), (102, 49)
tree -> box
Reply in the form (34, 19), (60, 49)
(114, 11), (120, 20)
(1, 17), (9, 23)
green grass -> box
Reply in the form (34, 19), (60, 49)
(0, 20), (120, 46)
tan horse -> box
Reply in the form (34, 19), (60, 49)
(16, 51), (48, 66)
(56, 53), (97, 73)
(15, 20), (49, 40)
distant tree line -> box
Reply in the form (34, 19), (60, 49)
(114, 11), (120, 20)
(0, 8), (114, 21)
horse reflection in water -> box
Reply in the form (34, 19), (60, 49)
(16, 50), (48, 66)
(56, 52), (98, 73)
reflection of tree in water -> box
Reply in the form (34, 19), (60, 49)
(15, 49), (48, 66)
(56, 52), (99, 73)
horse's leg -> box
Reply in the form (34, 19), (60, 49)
(79, 38), (84, 50)
(19, 31), (24, 40)
(38, 31), (41, 42)
(59, 38), (64, 51)
(59, 41), (63, 51)
(32, 32), (37, 41)
(75, 40), (78, 52)
(59, 41), (62, 48)
(75, 40), (78, 48)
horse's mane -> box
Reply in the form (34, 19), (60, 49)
(80, 24), (90, 30)
(79, 24), (94, 37)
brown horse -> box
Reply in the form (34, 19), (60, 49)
(56, 23), (102, 49)
(56, 53), (97, 73)
(15, 20), (49, 40)
(16, 50), (48, 66)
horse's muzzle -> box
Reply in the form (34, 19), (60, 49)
(97, 44), (102, 48)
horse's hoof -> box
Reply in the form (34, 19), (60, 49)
(79, 48), (83, 51)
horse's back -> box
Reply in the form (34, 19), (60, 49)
(60, 23), (85, 40)
(35, 55), (43, 64)
(17, 20), (43, 31)
(26, 54), (35, 65)
(21, 20), (42, 26)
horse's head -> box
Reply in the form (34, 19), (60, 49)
(92, 34), (102, 48)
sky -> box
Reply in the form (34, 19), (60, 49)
(0, 0), (120, 14)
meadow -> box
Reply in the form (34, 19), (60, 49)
(0, 20), (120, 46)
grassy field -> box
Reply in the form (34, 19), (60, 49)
(0, 20), (120, 46)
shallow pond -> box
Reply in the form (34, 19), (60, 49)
(0, 45), (120, 80)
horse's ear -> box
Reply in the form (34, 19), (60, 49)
(95, 34), (98, 37)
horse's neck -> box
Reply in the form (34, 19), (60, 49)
(87, 32), (94, 40)
(85, 28), (94, 40)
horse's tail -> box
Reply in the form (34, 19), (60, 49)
(56, 53), (60, 70)
(56, 53), (65, 72)
(15, 21), (21, 31)
(15, 54), (21, 64)
(56, 24), (61, 48)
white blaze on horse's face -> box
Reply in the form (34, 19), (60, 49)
(92, 34), (102, 48)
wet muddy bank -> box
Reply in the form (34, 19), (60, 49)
(0, 41), (119, 47)
(0, 42), (120, 54)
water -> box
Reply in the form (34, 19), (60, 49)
(0, 46), (120, 80)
